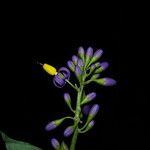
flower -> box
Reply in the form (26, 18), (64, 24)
(64, 126), (74, 137)
(72, 55), (78, 65)
(67, 60), (75, 72)
(78, 47), (85, 61)
(51, 138), (60, 149)
(94, 78), (116, 86)
(53, 67), (70, 88)
(81, 92), (97, 105)
(41, 63), (70, 88)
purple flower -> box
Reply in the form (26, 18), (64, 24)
(89, 104), (100, 116)
(53, 67), (70, 88)
(51, 138), (60, 149)
(81, 92), (96, 105)
(75, 65), (82, 77)
(87, 92), (96, 101)
(64, 126), (74, 137)
(77, 59), (84, 69)
(86, 47), (93, 58)
(45, 121), (57, 131)
(94, 78), (116, 86)
(100, 62), (109, 70)
(72, 55), (78, 65)
(78, 47), (85, 61)
(67, 60), (75, 72)
(90, 49), (103, 64)
(64, 93), (71, 102)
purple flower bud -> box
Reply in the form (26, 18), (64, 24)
(87, 92), (96, 101)
(64, 93), (71, 102)
(88, 120), (95, 127)
(75, 66), (82, 77)
(51, 138), (60, 149)
(67, 60), (75, 72)
(90, 49), (103, 64)
(78, 47), (85, 56)
(77, 59), (84, 68)
(82, 105), (91, 115)
(94, 78), (116, 86)
(103, 78), (116, 86)
(93, 49), (103, 59)
(72, 55), (78, 65)
(100, 62), (109, 70)
(45, 121), (57, 131)
(89, 104), (100, 116)
(86, 47), (93, 58)
(64, 126), (74, 137)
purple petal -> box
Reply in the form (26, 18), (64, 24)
(53, 75), (65, 88)
(77, 59), (84, 67)
(93, 49), (103, 59)
(87, 92), (96, 101)
(89, 120), (95, 127)
(64, 93), (71, 102)
(58, 67), (70, 79)
(78, 47), (85, 55)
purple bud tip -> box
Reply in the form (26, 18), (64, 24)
(82, 105), (91, 115)
(87, 92), (96, 101)
(100, 62), (109, 70)
(72, 55), (78, 65)
(89, 120), (95, 127)
(86, 47), (93, 57)
(78, 47), (84, 55)
(64, 126), (74, 137)
(64, 93), (71, 101)
(51, 138), (60, 149)
(89, 104), (100, 116)
(75, 66), (82, 76)
(67, 60), (74, 68)
(77, 59), (84, 67)
(45, 121), (57, 131)
(103, 78), (116, 86)
(94, 49), (103, 58)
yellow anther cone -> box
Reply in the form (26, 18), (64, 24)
(43, 63), (57, 75)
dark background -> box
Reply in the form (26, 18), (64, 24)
(0, 5), (149, 150)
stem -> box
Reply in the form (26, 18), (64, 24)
(70, 85), (84, 150)
(65, 79), (78, 91)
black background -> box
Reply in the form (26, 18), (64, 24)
(0, 5), (149, 150)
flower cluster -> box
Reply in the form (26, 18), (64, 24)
(41, 47), (116, 150)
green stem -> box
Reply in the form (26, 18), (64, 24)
(65, 79), (78, 91)
(70, 85), (84, 150)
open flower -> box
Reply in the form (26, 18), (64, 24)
(53, 67), (70, 88)
(41, 63), (70, 88)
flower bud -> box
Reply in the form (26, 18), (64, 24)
(78, 47), (85, 61)
(72, 55), (78, 65)
(95, 62), (109, 73)
(77, 59), (84, 70)
(87, 104), (100, 123)
(64, 93), (72, 109)
(67, 60), (75, 72)
(90, 49), (103, 64)
(81, 92), (96, 105)
(45, 118), (65, 131)
(64, 126), (74, 137)
(90, 62), (101, 73)
(94, 78), (116, 86)
(51, 138), (60, 149)
(85, 47), (93, 66)
(85, 120), (95, 131)
(75, 66), (82, 78)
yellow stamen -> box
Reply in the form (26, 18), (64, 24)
(43, 63), (57, 76)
